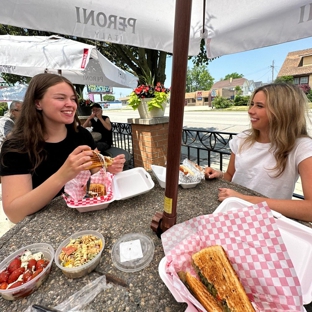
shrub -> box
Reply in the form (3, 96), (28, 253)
(234, 95), (250, 106)
(307, 90), (312, 102)
(274, 76), (293, 83)
(0, 102), (8, 116)
(212, 96), (233, 109)
(299, 84), (311, 94)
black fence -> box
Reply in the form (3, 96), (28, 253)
(111, 122), (303, 199)
(181, 128), (235, 171)
(111, 122), (134, 168)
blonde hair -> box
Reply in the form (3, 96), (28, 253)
(242, 83), (311, 177)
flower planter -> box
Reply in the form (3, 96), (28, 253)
(138, 99), (166, 119)
(77, 105), (92, 116)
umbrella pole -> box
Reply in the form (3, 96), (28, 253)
(151, 0), (193, 236)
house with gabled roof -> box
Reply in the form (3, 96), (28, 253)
(211, 77), (256, 98)
(277, 48), (312, 88)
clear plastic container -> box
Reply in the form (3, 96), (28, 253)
(0, 243), (54, 300)
(54, 230), (105, 279)
(111, 233), (155, 272)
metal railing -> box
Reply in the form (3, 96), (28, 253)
(111, 122), (303, 199)
(111, 122), (134, 168)
(181, 128), (235, 171)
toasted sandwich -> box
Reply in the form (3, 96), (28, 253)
(191, 245), (255, 312)
(85, 150), (113, 170)
(184, 272), (223, 312)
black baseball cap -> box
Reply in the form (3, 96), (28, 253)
(91, 103), (101, 109)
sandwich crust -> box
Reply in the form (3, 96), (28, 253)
(88, 183), (106, 197)
(192, 245), (254, 312)
(85, 150), (113, 170)
(185, 272), (223, 312)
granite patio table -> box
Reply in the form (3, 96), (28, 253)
(0, 175), (311, 312)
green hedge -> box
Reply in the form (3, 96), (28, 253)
(0, 102), (8, 116)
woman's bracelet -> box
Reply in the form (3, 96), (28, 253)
(219, 171), (224, 179)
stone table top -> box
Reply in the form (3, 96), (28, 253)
(0, 174), (311, 312)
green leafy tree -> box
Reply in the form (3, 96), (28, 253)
(274, 76), (293, 83)
(185, 65), (214, 92)
(0, 24), (214, 88)
(1, 74), (31, 85)
(222, 72), (244, 80)
(103, 95), (115, 101)
(234, 85), (242, 96)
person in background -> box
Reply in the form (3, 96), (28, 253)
(82, 103), (112, 153)
(0, 73), (125, 224)
(205, 83), (312, 222)
(0, 100), (23, 150)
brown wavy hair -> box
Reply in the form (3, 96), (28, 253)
(242, 83), (311, 177)
(1, 73), (81, 171)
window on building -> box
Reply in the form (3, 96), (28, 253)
(300, 77), (308, 84)
(293, 76), (309, 85)
(299, 55), (312, 67)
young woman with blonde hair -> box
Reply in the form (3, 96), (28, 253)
(205, 83), (312, 222)
(0, 73), (125, 224)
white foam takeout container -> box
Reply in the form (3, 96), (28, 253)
(66, 167), (154, 212)
(214, 197), (312, 305)
(158, 198), (312, 310)
(158, 257), (198, 312)
(151, 165), (200, 189)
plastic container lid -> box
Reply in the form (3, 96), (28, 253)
(111, 233), (155, 272)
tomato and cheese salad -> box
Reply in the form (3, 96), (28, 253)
(0, 250), (49, 290)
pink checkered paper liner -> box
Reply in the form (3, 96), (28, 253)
(161, 202), (304, 312)
(62, 169), (114, 206)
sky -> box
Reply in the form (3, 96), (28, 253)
(112, 37), (312, 99)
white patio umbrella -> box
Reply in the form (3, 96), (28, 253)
(0, 35), (137, 89)
(0, 84), (27, 101)
(0, 0), (310, 58)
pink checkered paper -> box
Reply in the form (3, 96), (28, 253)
(161, 202), (304, 312)
(62, 169), (113, 206)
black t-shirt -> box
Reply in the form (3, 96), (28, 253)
(0, 125), (96, 197)
(90, 116), (112, 146)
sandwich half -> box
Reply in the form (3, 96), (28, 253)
(85, 150), (113, 170)
(192, 245), (255, 312)
(184, 272), (223, 312)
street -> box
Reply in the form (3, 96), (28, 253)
(106, 106), (312, 135)
(105, 107), (251, 133)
